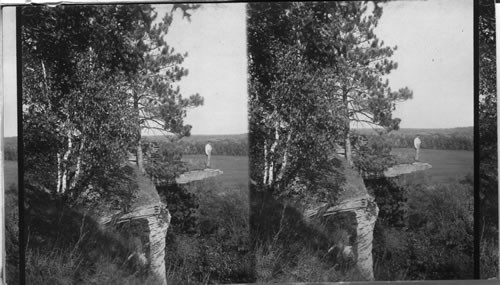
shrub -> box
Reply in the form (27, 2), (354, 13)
(157, 184), (199, 234)
(143, 141), (188, 185)
(407, 181), (473, 279)
(6, 184), (19, 284)
(250, 185), (366, 283)
(352, 134), (397, 175)
(165, 179), (254, 284)
(371, 175), (474, 280)
(480, 237), (499, 279)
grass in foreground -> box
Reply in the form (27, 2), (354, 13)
(25, 165), (161, 284)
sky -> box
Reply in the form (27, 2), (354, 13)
(149, 3), (248, 135)
(4, 1), (474, 137)
(3, 7), (17, 137)
(374, 0), (473, 129)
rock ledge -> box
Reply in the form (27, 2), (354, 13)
(384, 162), (432, 177)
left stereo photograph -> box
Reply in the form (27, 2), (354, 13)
(3, 6), (20, 285)
(18, 3), (250, 285)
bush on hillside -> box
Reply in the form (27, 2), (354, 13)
(25, 188), (155, 284)
(480, 237), (499, 279)
(143, 141), (188, 185)
(250, 185), (365, 283)
(164, 179), (254, 284)
(352, 134), (397, 174)
(157, 183), (199, 234)
(371, 175), (474, 280)
(6, 184), (19, 285)
(24, 163), (157, 284)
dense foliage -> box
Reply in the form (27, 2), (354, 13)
(371, 175), (474, 280)
(164, 180), (253, 284)
(247, 3), (339, 197)
(23, 6), (138, 197)
(143, 140), (188, 185)
(352, 134), (397, 174)
(478, 0), (498, 278)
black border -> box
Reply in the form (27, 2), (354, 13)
(474, 0), (480, 279)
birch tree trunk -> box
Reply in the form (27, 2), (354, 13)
(267, 125), (280, 186)
(276, 129), (292, 182)
(263, 140), (269, 185)
(60, 134), (73, 194)
(57, 153), (62, 193)
(70, 138), (85, 190)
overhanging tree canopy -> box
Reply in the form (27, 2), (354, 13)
(248, 2), (412, 198)
(22, 4), (202, 198)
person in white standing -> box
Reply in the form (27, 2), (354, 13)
(414, 135), (421, 161)
(205, 142), (213, 168)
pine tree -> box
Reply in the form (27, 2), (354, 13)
(121, 5), (203, 173)
(327, 2), (413, 166)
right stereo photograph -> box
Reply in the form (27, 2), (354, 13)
(248, 0), (483, 282)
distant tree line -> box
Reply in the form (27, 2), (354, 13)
(144, 138), (249, 157)
(388, 133), (473, 150)
(355, 133), (473, 151)
(180, 139), (248, 156)
(3, 131), (473, 164)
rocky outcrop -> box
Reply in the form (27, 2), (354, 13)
(384, 162), (432, 177)
(306, 159), (431, 281)
(305, 158), (378, 280)
(98, 166), (223, 285)
(175, 168), (223, 184)
(100, 203), (171, 285)
(307, 195), (379, 280)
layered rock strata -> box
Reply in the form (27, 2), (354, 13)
(384, 162), (432, 177)
(99, 167), (223, 285)
(100, 203), (171, 285)
(175, 168), (223, 184)
(306, 159), (431, 281)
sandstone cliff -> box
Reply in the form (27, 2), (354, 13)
(305, 158), (431, 280)
(98, 165), (222, 285)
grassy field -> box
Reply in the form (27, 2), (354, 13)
(180, 148), (472, 191)
(391, 148), (473, 183)
(182, 155), (249, 190)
